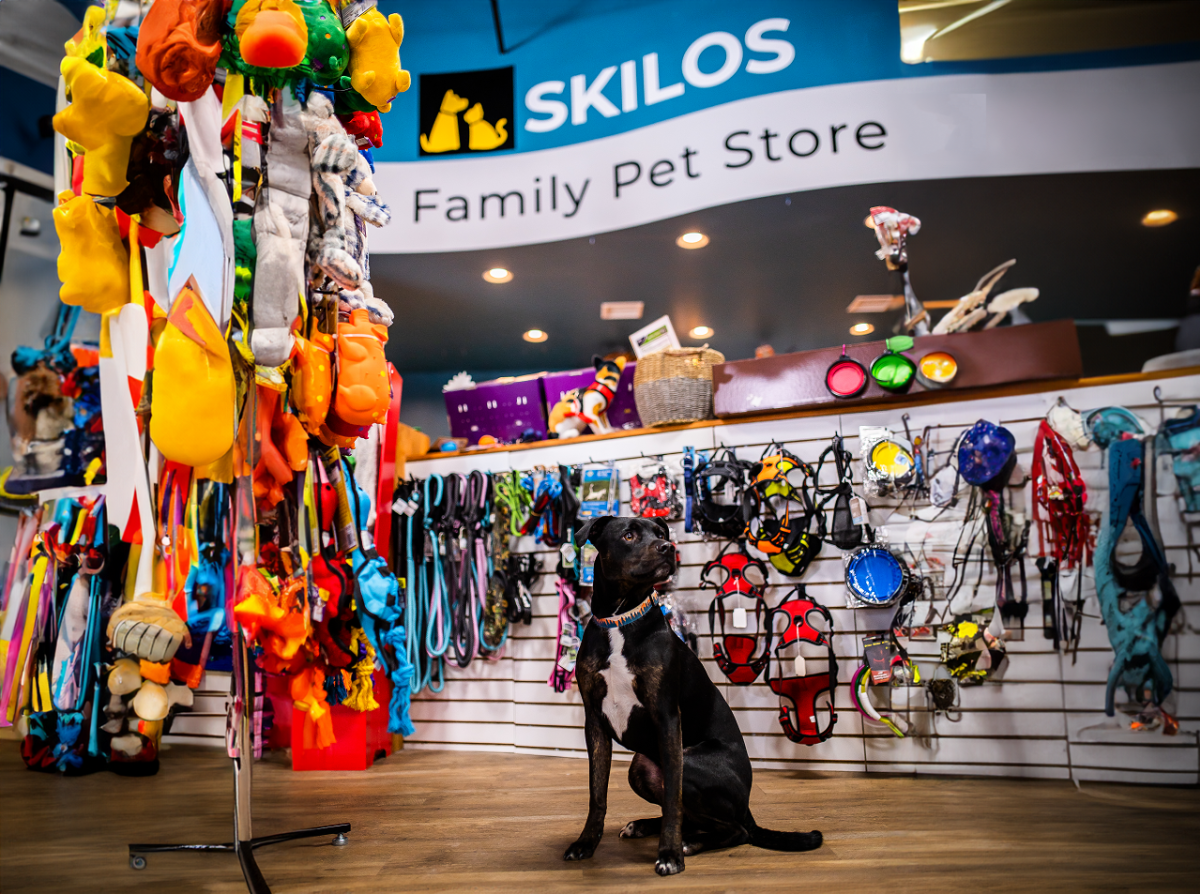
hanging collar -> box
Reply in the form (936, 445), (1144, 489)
(592, 592), (660, 629)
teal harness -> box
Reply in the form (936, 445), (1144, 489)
(1094, 438), (1180, 715)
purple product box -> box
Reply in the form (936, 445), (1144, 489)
(540, 362), (642, 431)
(445, 375), (548, 445)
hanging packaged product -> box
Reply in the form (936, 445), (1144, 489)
(859, 426), (915, 497)
(578, 465), (619, 519)
(629, 461), (681, 520)
(1157, 406), (1200, 512)
(869, 336), (916, 392)
(844, 545), (909, 608)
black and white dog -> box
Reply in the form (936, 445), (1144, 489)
(563, 516), (822, 876)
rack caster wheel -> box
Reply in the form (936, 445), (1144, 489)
(332, 833), (349, 847)
(130, 855), (147, 870)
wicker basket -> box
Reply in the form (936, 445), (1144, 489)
(633, 347), (725, 426)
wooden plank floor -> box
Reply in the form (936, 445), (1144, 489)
(2, 744), (1199, 893)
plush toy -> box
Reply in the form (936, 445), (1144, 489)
(149, 287), (236, 467)
(135, 0), (224, 102)
(294, 0), (349, 84)
(341, 3), (410, 113)
(579, 356), (627, 434)
(53, 56), (150, 197)
(53, 193), (129, 314)
(291, 328), (335, 435)
(303, 93), (363, 291)
(251, 95), (310, 367)
(340, 110), (383, 148)
(548, 388), (587, 439)
(330, 307), (390, 427)
(228, 0), (308, 70)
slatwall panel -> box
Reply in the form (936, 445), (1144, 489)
(404, 373), (1200, 784)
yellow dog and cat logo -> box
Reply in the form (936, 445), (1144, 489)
(418, 67), (514, 155)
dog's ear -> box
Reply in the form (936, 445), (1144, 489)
(576, 515), (615, 547)
(652, 518), (671, 541)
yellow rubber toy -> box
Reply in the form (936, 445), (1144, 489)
(150, 287), (236, 467)
(53, 56), (150, 198)
(344, 8), (410, 113)
(53, 192), (130, 314)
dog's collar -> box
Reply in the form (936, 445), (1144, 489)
(592, 592), (660, 629)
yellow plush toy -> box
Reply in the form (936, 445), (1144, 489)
(53, 192), (129, 314)
(52, 56), (150, 198)
(150, 287), (236, 467)
(344, 6), (410, 113)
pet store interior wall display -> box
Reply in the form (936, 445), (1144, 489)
(400, 371), (1200, 787)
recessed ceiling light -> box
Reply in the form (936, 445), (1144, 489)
(676, 231), (709, 249)
(523, 328), (548, 343)
(689, 325), (714, 339)
(1142, 209), (1178, 227)
(850, 322), (875, 336)
(483, 267), (513, 283)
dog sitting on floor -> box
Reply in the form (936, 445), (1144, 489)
(564, 516), (822, 876)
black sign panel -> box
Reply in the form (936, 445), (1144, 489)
(418, 66), (515, 156)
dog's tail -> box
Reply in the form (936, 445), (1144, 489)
(746, 814), (823, 852)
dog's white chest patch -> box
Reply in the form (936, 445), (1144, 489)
(600, 629), (642, 740)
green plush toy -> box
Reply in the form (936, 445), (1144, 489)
(294, 0), (348, 85)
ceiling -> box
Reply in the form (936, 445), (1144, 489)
(898, 0), (1200, 64)
(374, 167), (1200, 376)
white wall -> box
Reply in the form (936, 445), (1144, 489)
(403, 372), (1200, 785)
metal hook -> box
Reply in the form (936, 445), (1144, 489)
(1154, 385), (1164, 404)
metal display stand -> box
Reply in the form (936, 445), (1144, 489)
(127, 629), (351, 893)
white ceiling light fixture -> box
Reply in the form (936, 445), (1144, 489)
(850, 322), (875, 336)
(676, 231), (709, 249)
(483, 267), (513, 283)
(689, 325), (714, 339)
(523, 328), (548, 343)
(601, 301), (645, 320)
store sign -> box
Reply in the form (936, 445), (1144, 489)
(373, 58), (1200, 253)
(418, 67), (515, 156)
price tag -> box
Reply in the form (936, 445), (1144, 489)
(732, 607), (748, 629)
(793, 654), (806, 676)
(850, 496), (868, 527)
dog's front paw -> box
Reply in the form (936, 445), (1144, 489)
(654, 853), (685, 876)
(563, 838), (598, 861)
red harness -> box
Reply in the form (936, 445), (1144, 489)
(703, 549), (772, 685)
(766, 588), (839, 746)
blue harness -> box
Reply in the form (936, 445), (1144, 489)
(1094, 438), (1180, 716)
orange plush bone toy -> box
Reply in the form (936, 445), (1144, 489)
(136, 0), (225, 102)
(330, 307), (390, 427)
